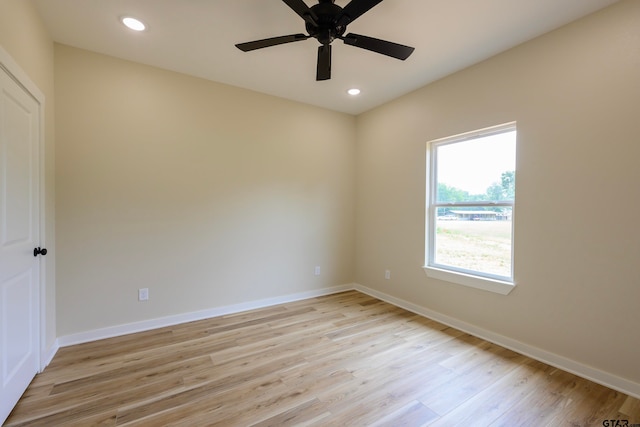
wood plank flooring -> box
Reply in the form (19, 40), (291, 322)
(6, 291), (640, 426)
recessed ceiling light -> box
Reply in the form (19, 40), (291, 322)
(347, 88), (361, 96)
(121, 17), (146, 32)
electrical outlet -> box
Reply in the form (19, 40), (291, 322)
(385, 270), (391, 280)
(138, 288), (149, 301)
(314, 266), (321, 276)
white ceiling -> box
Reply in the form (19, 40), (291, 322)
(33, 0), (619, 115)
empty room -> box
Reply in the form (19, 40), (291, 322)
(1, 0), (639, 425)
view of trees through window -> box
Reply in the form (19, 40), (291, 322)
(437, 170), (515, 204)
(429, 127), (516, 280)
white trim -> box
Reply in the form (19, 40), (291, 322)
(423, 266), (516, 295)
(54, 282), (640, 398)
(58, 284), (353, 347)
(352, 283), (640, 399)
(42, 340), (59, 368)
(425, 122), (517, 293)
(38, 98), (47, 373)
(0, 45), (48, 372)
(0, 46), (45, 101)
(428, 121), (517, 145)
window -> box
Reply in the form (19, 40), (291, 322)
(424, 123), (517, 294)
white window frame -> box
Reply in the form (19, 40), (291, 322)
(423, 122), (517, 295)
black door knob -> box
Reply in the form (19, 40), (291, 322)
(33, 247), (48, 257)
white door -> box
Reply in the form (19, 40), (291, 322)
(0, 65), (41, 424)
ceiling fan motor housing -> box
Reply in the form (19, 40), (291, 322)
(306, 0), (347, 45)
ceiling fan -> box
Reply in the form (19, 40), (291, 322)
(235, 0), (415, 81)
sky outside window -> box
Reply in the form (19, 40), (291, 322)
(436, 131), (516, 195)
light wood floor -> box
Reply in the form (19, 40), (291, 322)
(6, 291), (640, 426)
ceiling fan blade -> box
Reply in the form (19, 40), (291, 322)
(342, 33), (414, 60)
(235, 34), (310, 52)
(316, 45), (331, 81)
(282, 0), (318, 27)
(337, 0), (384, 26)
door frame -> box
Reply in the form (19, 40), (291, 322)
(0, 44), (48, 372)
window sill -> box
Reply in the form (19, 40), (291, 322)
(422, 266), (516, 295)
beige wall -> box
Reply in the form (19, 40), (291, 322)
(355, 0), (640, 384)
(54, 45), (356, 335)
(0, 0), (56, 355)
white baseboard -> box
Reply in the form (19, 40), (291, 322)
(55, 282), (640, 399)
(57, 284), (353, 347)
(40, 339), (59, 372)
(352, 283), (640, 400)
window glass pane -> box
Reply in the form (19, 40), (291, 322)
(436, 131), (516, 203)
(434, 207), (512, 278)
